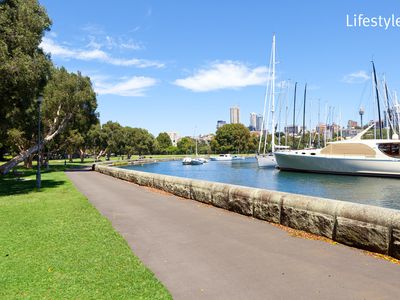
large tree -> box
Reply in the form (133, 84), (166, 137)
(0, 67), (98, 174)
(155, 132), (172, 154)
(0, 0), (52, 160)
(177, 137), (195, 154)
(101, 121), (124, 160)
(213, 124), (251, 153)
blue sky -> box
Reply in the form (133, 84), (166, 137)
(39, 0), (400, 137)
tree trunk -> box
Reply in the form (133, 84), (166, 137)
(79, 149), (85, 163)
(0, 115), (71, 175)
(68, 153), (73, 162)
(96, 149), (105, 161)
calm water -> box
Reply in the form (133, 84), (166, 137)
(121, 157), (400, 210)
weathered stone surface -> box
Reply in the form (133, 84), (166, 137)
(335, 217), (389, 254)
(162, 178), (191, 198)
(152, 174), (165, 190)
(127, 172), (139, 184)
(253, 190), (281, 223)
(228, 186), (253, 216)
(190, 181), (213, 204)
(117, 169), (130, 181)
(281, 206), (335, 238)
(136, 173), (153, 187)
(391, 228), (400, 259)
(211, 183), (230, 210)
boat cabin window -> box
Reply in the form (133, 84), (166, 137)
(378, 143), (400, 158)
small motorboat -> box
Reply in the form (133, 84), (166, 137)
(182, 157), (192, 165)
(210, 154), (233, 161)
(190, 158), (204, 165)
(197, 157), (209, 163)
(232, 155), (245, 160)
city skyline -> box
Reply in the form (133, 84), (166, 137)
(40, 0), (400, 136)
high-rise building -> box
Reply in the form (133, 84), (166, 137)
(230, 106), (240, 124)
(249, 112), (257, 130)
(216, 120), (226, 130)
(256, 114), (264, 131)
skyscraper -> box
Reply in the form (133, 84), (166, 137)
(256, 114), (264, 131)
(230, 106), (240, 124)
(249, 112), (257, 130)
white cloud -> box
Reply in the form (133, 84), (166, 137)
(342, 70), (370, 84)
(92, 75), (157, 97)
(174, 61), (269, 92)
(40, 37), (163, 68)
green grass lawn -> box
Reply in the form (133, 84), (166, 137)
(0, 165), (171, 299)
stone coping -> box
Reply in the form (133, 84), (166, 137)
(95, 164), (400, 259)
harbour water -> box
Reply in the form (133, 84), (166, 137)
(121, 157), (400, 210)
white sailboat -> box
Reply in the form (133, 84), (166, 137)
(274, 62), (400, 177)
(274, 124), (400, 177)
(182, 131), (204, 165)
(257, 34), (277, 168)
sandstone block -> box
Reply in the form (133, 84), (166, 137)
(335, 217), (389, 254)
(281, 206), (335, 238)
(253, 190), (281, 224)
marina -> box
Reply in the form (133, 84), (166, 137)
(121, 157), (400, 210)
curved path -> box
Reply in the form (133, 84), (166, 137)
(67, 170), (400, 300)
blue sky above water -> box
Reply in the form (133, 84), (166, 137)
(39, 0), (400, 136)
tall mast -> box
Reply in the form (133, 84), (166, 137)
(271, 34), (276, 153)
(258, 36), (273, 154)
(372, 61), (383, 139)
(302, 84), (307, 146)
(384, 81), (393, 138)
(309, 99), (312, 148)
(285, 81), (289, 146)
(317, 99), (321, 148)
(292, 82), (297, 149)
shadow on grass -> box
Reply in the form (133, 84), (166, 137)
(0, 178), (65, 197)
(0, 164), (89, 197)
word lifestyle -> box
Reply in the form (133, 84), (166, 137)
(346, 14), (400, 30)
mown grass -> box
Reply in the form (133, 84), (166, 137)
(0, 165), (171, 299)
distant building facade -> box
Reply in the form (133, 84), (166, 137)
(256, 114), (264, 131)
(216, 120), (226, 130)
(249, 112), (257, 131)
(347, 120), (358, 129)
(230, 106), (240, 124)
(166, 132), (179, 146)
(284, 125), (303, 135)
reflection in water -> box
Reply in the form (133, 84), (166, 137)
(121, 158), (400, 210)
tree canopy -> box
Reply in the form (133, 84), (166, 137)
(212, 124), (251, 153)
(0, 0), (52, 159)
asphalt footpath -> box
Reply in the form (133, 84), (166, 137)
(66, 170), (400, 300)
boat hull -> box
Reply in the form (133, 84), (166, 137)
(210, 157), (232, 161)
(256, 154), (276, 168)
(274, 151), (400, 177)
(190, 159), (204, 165)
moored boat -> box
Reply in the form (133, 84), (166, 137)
(210, 154), (233, 161)
(274, 125), (400, 177)
(182, 157), (192, 165)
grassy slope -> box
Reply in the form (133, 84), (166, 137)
(0, 167), (171, 299)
